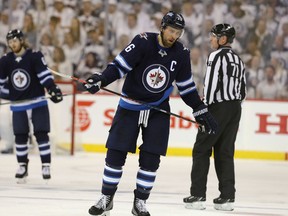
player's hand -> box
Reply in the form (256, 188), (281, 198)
(193, 104), (218, 134)
(48, 85), (63, 103)
(83, 73), (104, 94)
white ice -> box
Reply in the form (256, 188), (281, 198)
(0, 152), (288, 216)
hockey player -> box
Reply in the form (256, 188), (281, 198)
(83, 11), (218, 215)
(0, 29), (63, 182)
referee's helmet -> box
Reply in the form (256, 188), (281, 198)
(210, 23), (236, 43)
(161, 11), (185, 30)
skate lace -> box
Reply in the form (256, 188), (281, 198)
(135, 198), (148, 212)
(95, 194), (111, 209)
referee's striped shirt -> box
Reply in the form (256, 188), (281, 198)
(203, 46), (247, 105)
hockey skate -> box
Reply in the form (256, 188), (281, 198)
(42, 165), (51, 182)
(183, 195), (206, 210)
(213, 197), (234, 211)
(132, 196), (150, 216)
(15, 161), (29, 184)
(88, 194), (114, 215)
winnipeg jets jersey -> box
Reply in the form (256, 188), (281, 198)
(0, 49), (56, 111)
(103, 32), (201, 110)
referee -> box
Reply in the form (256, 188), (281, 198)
(184, 24), (247, 211)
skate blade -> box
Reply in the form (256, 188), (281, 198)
(185, 202), (206, 210)
(214, 203), (234, 211)
(43, 179), (50, 185)
(102, 211), (110, 216)
(16, 177), (27, 184)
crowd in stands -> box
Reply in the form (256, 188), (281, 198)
(0, 0), (287, 100)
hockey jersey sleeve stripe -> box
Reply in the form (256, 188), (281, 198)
(115, 54), (132, 72)
(0, 78), (7, 86)
(110, 62), (125, 78)
(0, 87), (9, 94)
(39, 74), (54, 85)
(175, 75), (194, 87)
(38, 69), (52, 78)
(178, 85), (197, 96)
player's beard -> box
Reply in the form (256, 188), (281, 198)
(11, 45), (23, 54)
(160, 32), (176, 48)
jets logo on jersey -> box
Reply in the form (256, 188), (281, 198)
(11, 69), (30, 91)
(142, 64), (169, 93)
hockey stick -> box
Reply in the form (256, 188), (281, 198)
(0, 93), (72, 106)
(48, 67), (198, 124)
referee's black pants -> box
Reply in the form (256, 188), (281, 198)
(190, 100), (242, 199)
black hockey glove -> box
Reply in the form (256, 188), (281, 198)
(83, 73), (106, 94)
(48, 85), (63, 103)
(193, 104), (218, 134)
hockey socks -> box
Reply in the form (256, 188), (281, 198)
(135, 168), (156, 200)
(102, 164), (123, 195)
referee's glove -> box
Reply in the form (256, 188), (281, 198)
(83, 72), (106, 94)
(193, 104), (218, 134)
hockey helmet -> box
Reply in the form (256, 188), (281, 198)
(210, 23), (236, 43)
(161, 11), (185, 30)
(6, 29), (24, 41)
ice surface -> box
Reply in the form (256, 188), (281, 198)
(1, 152), (288, 216)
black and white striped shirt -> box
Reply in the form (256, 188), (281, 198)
(203, 46), (246, 105)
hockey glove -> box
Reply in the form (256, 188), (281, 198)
(83, 73), (105, 94)
(48, 85), (63, 103)
(193, 104), (218, 134)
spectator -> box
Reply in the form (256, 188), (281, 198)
(69, 17), (87, 48)
(40, 16), (64, 46)
(27, 0), (48, 32)
(280, 22), (288, 50)
(248, 18), (274, 62)
(189, 46), (205, 96)
(245, 55), (264, 98)
(22, 13), (37, 49)
(131, 1), (151, 32)
(0, 10), (10, 43)
(62, 31), (83, 70)
(255, 65), (282, 99)
(84, 29), (105, 65)
(78, 0), (100, 32)
(116, 12), (142, 43)
(260, 6), (278, 36)
(46, 0), (75, 30)
(270, 35), (288, 70)
(224, 0), (254, 48)
(9, 0), (25, 29)
(39, 33), (54, 66)
(49, 46), (73, 80)
(150, 12), (163, 33)
(180, 1), (203, 48)
(269, 57), (288, 88)
(75, 52), (102, 79)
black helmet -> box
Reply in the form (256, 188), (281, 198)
(161, 11), (185, 30)
(6, 29), (24, 41)
(210, 23), (236, 43)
